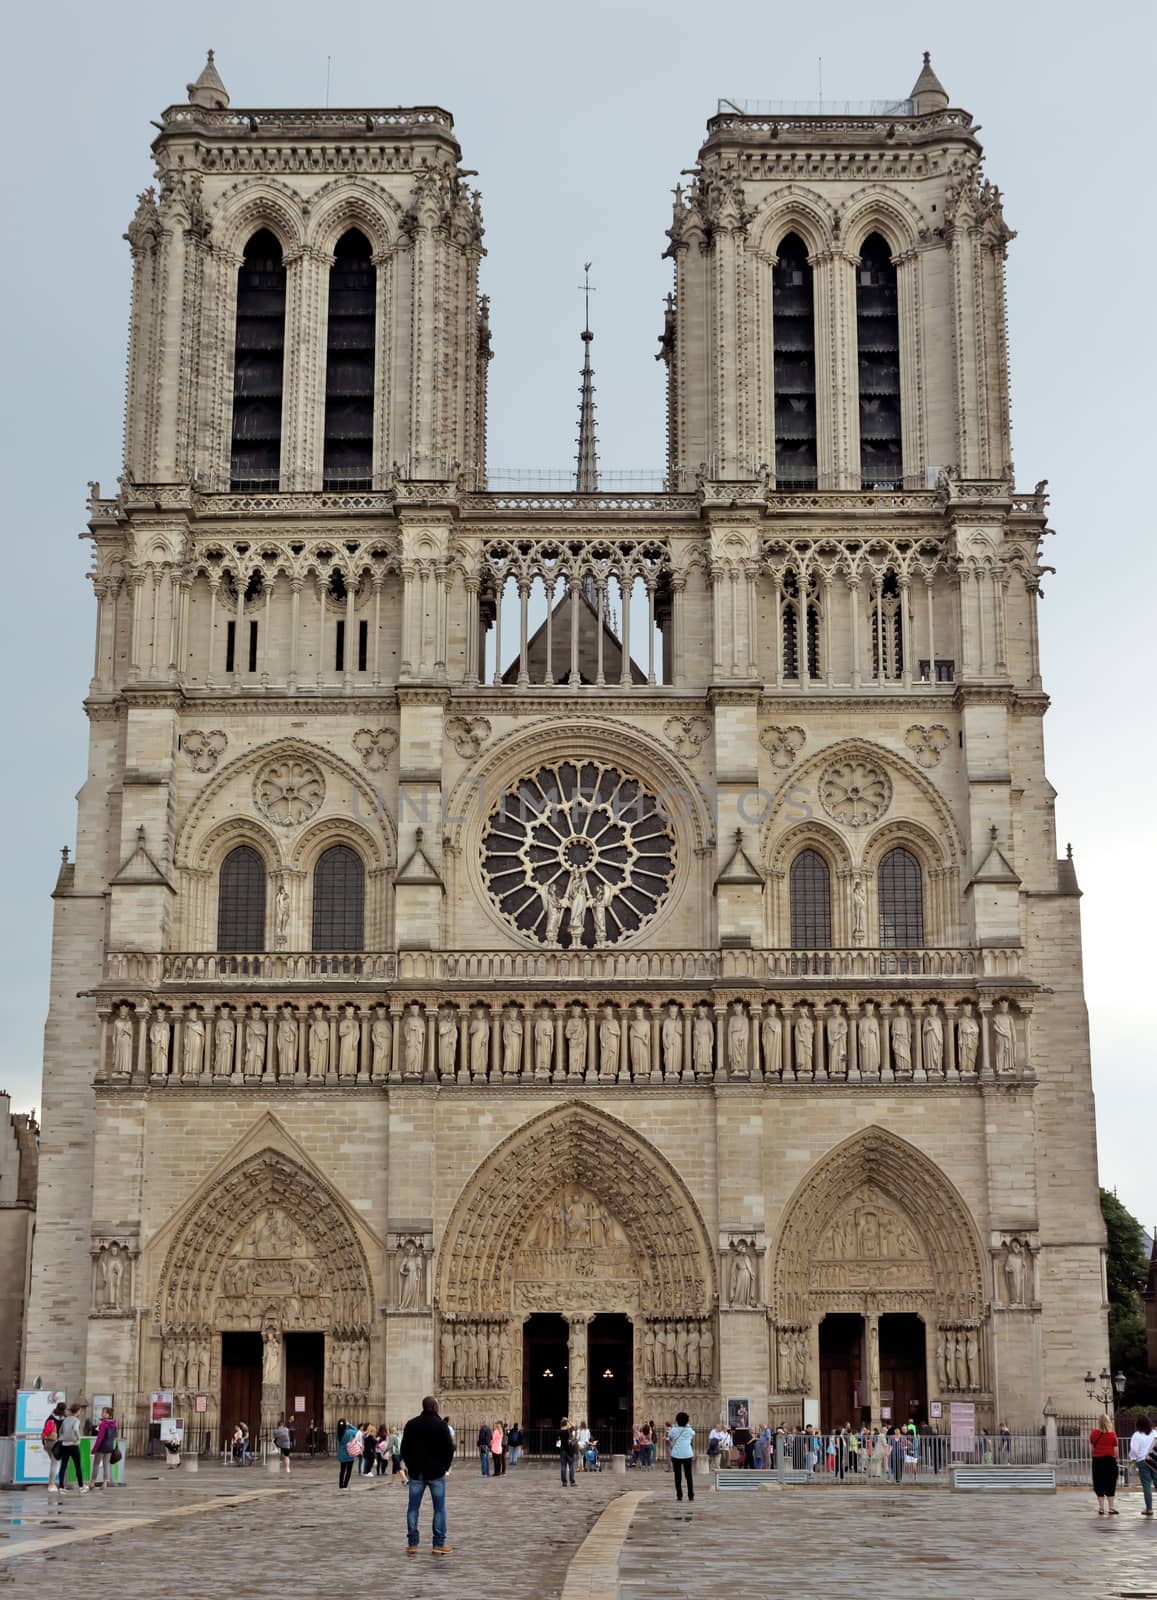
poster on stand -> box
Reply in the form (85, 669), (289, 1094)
(949, 1401), (976, 1454)
(15, 1390), (66, 1435)
(150, 1391), (174, 1423)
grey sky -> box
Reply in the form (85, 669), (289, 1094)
(2, 0), (1153, 1227)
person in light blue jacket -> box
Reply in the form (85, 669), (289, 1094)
(336, 1417), (357, 1489)
(667, 1412), (695, 1502)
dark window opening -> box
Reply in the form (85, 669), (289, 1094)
(856, 233), (902, 489)
(918, 658), (956, 683)
(225, 620), (236, 674)
(312, 844), (365, 951)
(782, 573), (820, 680)
(790, 848), (831, 948)
(872, 570), (904, 679)
(773, 233), (817, 490)
(217, 844), (266, 951)
(879, 847), (924, 948)
(230, 229), (286, 492)
(335, 619), (345, 672)
(323, 230), (376, 491)
(357, 619), (368, 672)
(248, 620), (258, 673)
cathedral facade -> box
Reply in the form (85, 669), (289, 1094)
(26, 52), (1107, 1443)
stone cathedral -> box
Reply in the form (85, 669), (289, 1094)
(27, 51), (1108, 1445)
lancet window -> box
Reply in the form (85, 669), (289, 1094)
(772, 233), (817, 490)
(789, 848), (831, 948)
(782, 570), (820, 681)
(878, 846), (924, 948)
(871, 569), (905, 681)
(856, 233), (902, 490)
(323, 230), (376, 491)
(230, 230), (286, 492)
(312, 845), (365, 952)
(217, 845), (267, 951)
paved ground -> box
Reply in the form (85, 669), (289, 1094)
(0, 1459), (624, 1597)
(620, 1480), (1157, 1600)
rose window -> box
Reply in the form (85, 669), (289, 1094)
(480, 760), (676, 946)
(254, 759), (326, 826)
(818, 758), (892, 827)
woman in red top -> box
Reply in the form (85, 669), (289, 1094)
(1090, 1413), (1119, 1515)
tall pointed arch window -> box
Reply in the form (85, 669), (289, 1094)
(856, 232), (902, 489)
(782, 570), (820, 681)
(311, 844), (366, 951)
(878, 846), (924, 948)
(230, 230), (286, 491)
(772, 233), (817, 489)
(323, 230), (377, 490)
(790, 848), (831, 948)
(217, 845), (267, 951)
(871, 569), (905, 680)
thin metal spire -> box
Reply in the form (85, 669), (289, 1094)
(575, 262), (599, 494)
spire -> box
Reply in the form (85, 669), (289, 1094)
(187, 49), (229, 110)
(910, 51), (948, 114)
(575, 263), (599, 494)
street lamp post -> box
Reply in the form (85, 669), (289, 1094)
(1083, 1367), (1127, 1411)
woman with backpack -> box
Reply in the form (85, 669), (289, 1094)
(336, 1417), (358, 1488)
(558, 1418), (577, 1487)
(56, 1404), (88, 1492)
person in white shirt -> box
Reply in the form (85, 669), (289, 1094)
(1129, 1414), (1157, 1517)
(576, 1422), (592, 1468)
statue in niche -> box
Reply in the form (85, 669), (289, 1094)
(662, 1323), (678, 1381)
(501, 1007), (522, 1078)
(729, 1240), (757, 1307)
(564, 869), (591, 946)
(214, 1007), (236, 1077)
(398, 1241), (424, 1310)
(993, 1001), (1016, 1073)
(99, 1243), (127, 1309)
(922, 1007), (943, 1075)
(852, 876), (867, 943)
(952, 1331), (965, 1390)
(957, 1002), (979, 1074)
(692, 1005), (714, 1078)
(700, 1321), (715, 1384)
(1002, 1237), (1029, 1306)
(674, 1321), (688, 1379)
(441, 1320), (456, 1386)
(542, 879), (566, 945)
(661, 1002), (683, 1079)
(589, 879), (608, 946)
(308, 1006), (329, 1077)
(826, 1008), (847, 1073)
(686, 1320), (701, 1383)
(149, 1011), (170, 1077)
(598, 1005), (620, 1080)
(274, 880), (290, 947)
(370, 1006), (392, 1077)
(565, 1005), (587, 1078)
(277, 1006), (298, 1078)
(534, 1009), (554, 1078)
(628, 1005), (650, 1079)
(761, 1008), (782, 1077)
(337, 1005), (359, 1078)
(794, 1008), (814, 1076)
(438, 1009), (458, 1078)
(891, 1009), (912, 1075)
(111, 1004), (134, 1079)
(727, 1002), (749, 1076)
(643, 1324), (656, 1383)
(469, 1007), (490, 1079)
(182, 1007), (205, 1077)
(937, 1332), (950, 1389)
(244, 1006), (267, 1076)
(965, 1327), (979, 1389)
(858, 1002), (881, 1075)
(403, 1005), (426, 1078)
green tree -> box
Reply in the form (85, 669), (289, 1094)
(1099, 1188), (1151, 1401)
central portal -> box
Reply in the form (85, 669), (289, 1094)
(523, 1314), (569, 1453)
(588, 1313), (633, 1454)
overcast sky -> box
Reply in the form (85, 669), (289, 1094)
(1, 0), (1153, 1230)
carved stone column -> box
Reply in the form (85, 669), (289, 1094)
(567, 1314), (590, 1428)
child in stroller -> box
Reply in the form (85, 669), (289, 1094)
(583, 1439), (600, 1472)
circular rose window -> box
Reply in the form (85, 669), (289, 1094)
(480, 760), (676, 947)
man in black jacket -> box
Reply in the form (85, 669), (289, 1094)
(400, 1396), (456, 1555)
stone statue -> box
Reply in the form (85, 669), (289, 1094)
(952, 1331), (965, 1390)
(663, 1323), (678, 1381)
(182, 1007), (205, 1078)
(148, 1012), (170, 1077)
(598, 1006), (621, 1080)
(262, 1318), (283, 1385)
(643, 1323), (656, 1383)
(826, 1008), (847, 1074)
(761, 1009), (782, 1077)
(858, 1002), (881, 1076)
(565, 1005), (587, 1078)
(469, 1008), (490, 1079)
(438, 1009), (458, 1078)
(441, 1320), (456, 1386)
(794, 1008), (814, 1077)
(700, 1321), (715, 1385)
(852, 875), (867, 943)
(398, 1241), (423, 1310)
(661, 1003), (683, 1079)
(274, 880), (290, 947)
(1003, 1237), (1028, 1306)
(727, 1002), (749, 1076)
(965, 1327), (978, 1389)
(403, 1005), (426, 1079)
(542, 877), (566, 945)
(111, 1004), (134, 1079)
(686, 1320), (701, 1383)
(729, 1240), (757, 1306)
(214, 1008), (236, 1077)
(244, 1006), (267, 1076)
(891, 1009), (912, 1075)
(100, 1244), (126, 1309)
(501, 1008), (522, 1078)
(589, 879), (608, 946)
(564, 869), (591, 946)
(692, 1005), (714, 1078)
(957, 1003), (979, 1074)
(533, 1008), (554, 1078)
(336, 1005), (359, 1078)
(308, 1006), (329, 1077)
(277, 1006), (298, 1078)
(628, 1005), (650, 1079)
(370, 1006), (392, 1078)
(674, 1320), (689, 1379)
(937, 1332), (950, 1389)
(922, 1008), (943, 1075)
(993, 1002), (1015, 1073)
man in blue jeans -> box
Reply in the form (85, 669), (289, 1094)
(400, 1396), (456, 1556)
